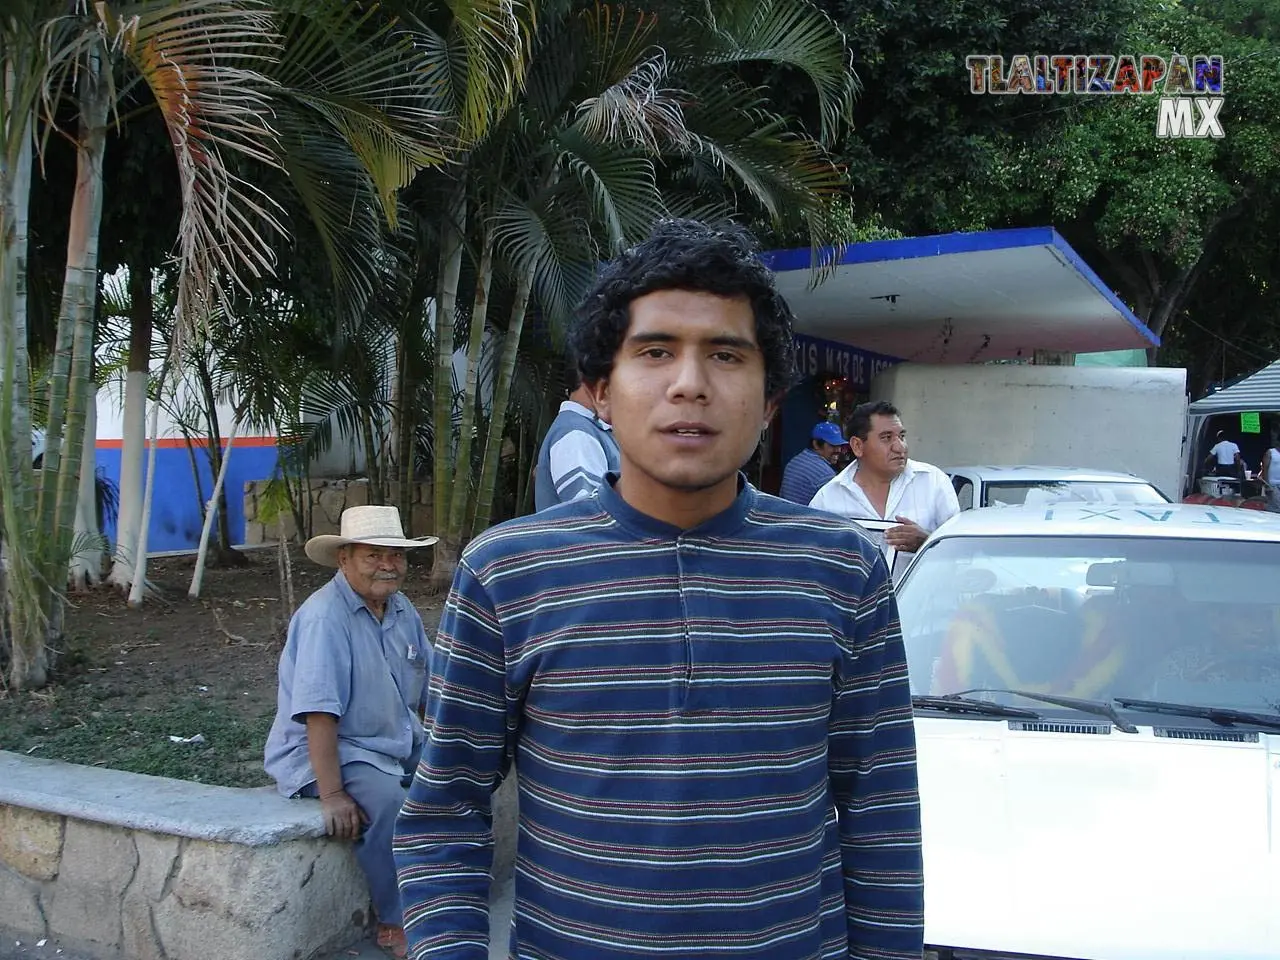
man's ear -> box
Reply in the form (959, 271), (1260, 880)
(762, 395), (780, 432)
(849, 436), (863, 459)
(587, 377), (611, 424)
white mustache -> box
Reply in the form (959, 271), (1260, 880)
(372, 573), (400, 581)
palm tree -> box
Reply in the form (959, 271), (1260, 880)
(426, 0), (856, 587)
(2, 0), (291, 686)
(0, 3), (46, 688)
(113, 0), (521, 603)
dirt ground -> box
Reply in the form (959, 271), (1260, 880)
(0, 545), (444, 787)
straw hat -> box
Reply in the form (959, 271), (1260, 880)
(304, 505), (438, 568)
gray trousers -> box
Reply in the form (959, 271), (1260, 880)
(300, 751), (419, 925)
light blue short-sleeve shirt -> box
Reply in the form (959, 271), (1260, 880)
(264, 571), (432, 797)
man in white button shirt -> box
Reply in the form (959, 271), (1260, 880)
(809, 401), (959, 579)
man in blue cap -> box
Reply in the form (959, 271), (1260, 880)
(779, 420), (847, 504)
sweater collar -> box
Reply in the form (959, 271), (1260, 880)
(598, 473), (755, 540)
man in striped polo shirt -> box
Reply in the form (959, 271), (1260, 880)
(395, 220), (924, 960)
(779, 421), (848, 505)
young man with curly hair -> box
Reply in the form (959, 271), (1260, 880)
(395, 220), (924, 960)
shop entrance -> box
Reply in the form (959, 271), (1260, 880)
(753, 336), (901, 496)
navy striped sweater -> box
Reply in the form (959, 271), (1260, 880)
(394, 478), (924, 959)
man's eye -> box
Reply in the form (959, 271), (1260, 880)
(641, 348), (670, 359)
(711, 351), (741, 362)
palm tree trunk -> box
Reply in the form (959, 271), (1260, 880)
(361, 406), (384, 504)
(429, 182), (467, 588)
(189, 405), (244, 598)
(0, 90), (47, 690)
(107, 262), (152, 590)
(1, 70), (36, 512)
(128, 353), (172, 609)
(68, 382), (103, 590)
(519, 402), (545, 517)
(444, 225), (496, 542)
(190, 344), (240, 561)
(396, 254), (431, 534)
(46, 48), (109, 607)
(471, 264), (533, 535)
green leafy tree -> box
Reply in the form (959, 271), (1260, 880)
(797, 0), (1140, 234)
(990, 0), (1280, 357)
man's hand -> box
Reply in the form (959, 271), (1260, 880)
(320, 789), (368, 840)
(885, 516), (929, 553)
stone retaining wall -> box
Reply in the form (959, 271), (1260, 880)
(0, 753), (369, 960)
(0, 752), (520, 960)
(243, 479), (434, 546)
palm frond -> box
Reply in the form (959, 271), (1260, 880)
(417, 0), (531, 143)
(95, 1), (287, 349)
(571, 6), (686, 154)
(271, 1), (454, 225)
(491, 187), (594, 332)
(690, 0), (856, 144)
(556, 127), (663, 249)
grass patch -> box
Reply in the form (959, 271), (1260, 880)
(0, 683), (273, 787)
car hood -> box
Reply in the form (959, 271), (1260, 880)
(917, 716), (1280, 959)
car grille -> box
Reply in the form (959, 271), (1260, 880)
(1007, 720), (1112, 735)
(1153, 727), (1259, 742)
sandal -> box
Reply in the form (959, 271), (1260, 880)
(375, 923), (408, 959)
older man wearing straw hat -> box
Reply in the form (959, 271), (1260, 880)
(264, 505), (437, 959)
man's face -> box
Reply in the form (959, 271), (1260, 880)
(338, 544), (407, 606)
(816, 440), (842, 466)
(590, 288), (775, 496)
(851, 413), (908, 478)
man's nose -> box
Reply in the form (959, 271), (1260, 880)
(666, 353), (710, 401)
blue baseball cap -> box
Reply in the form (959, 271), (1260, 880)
(811, 421), (847, 446)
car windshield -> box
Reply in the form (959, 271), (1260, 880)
(982, 480), (1167, 508)
(897, 535), (1280, 716)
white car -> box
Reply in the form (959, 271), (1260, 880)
(897, 503), (1280, 960)
(947, 465), (1170, 510)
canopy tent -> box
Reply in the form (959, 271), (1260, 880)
(1181, 357), (1280, 497)
(1187, 357), (1280, 415)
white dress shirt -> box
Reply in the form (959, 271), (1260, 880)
(809, 458), (961, 580)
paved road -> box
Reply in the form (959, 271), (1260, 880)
(0, 931), (97, 960)
(0, 876), (515, 960)
(321, 875), (515, 960)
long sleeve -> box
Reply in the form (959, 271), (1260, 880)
(828, 553), (924, 959)
(394, 558), (512, 960)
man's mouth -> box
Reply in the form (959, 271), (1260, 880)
(663, 421), (717, 437)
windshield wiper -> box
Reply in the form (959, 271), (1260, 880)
(911, 695), (1041, 719)
(1113, 697), (1280, 732)
(951, 688), (1139, 734)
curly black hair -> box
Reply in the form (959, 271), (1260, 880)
(569, 219), (798, 397)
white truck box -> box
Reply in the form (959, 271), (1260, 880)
(868, 364), (1188, 499)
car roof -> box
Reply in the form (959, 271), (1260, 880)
(930, 502), (1280, 543)
(946, 465), (1150, 483)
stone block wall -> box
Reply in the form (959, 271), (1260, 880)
(0, 804), (369, 960)
(243, 479), (434, 546)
